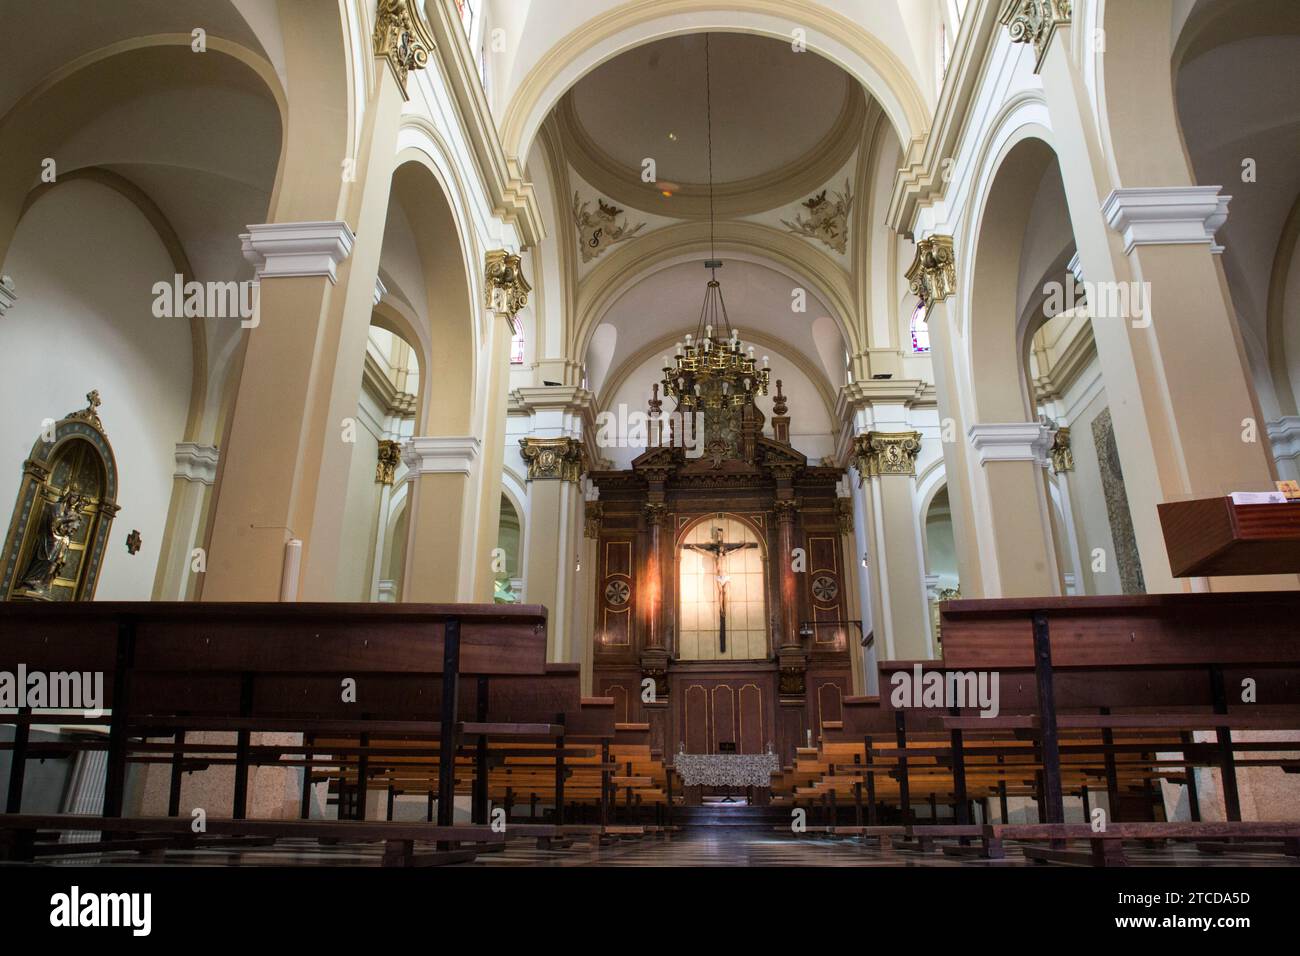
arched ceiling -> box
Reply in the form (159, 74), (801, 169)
(585, 257), (844, 398)
(569, 33), (850, 186)
(556, 32), (867, 217)
(0, 0), (271, 123)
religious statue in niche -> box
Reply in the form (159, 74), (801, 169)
(781, 180), (853, 253)
(1, 390), (119, 602)
(14, 491), (87, 599)
(573, 193), (645, 262)
(682, 525), (757, 653)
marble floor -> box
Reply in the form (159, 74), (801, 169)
(21, 831), (1300, 868)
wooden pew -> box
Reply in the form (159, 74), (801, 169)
(0, 601), (550, 866)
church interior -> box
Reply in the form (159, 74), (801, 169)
(2, 0), (1300, 893)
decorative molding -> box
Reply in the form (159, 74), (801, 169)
(998, 0), (1072, 73)
(1101, 186), (1231, 255)
(781, 180), (853, 254)
(1067, 251), (1084, 287)
(485, 249), (531, 321)
(584, 501), (604, 538)
(853, 430), (922, 480)
(967, 422), (1053, 466)
(1049, 426), (1074, 474)
(420, 0), (543, 246)
(887, 0), (1002, 235)
(555, 83), (868, 221)
(905, 235), (956, 306)
(1268, 416), (1300, 463)
(239, 221), (356, 283)
(375, 439), (402, 485)
(835, 497), (854, 533)
(173, 442), (219, 485)
(520, 436), (586, 482)
(373, 276), (388, 306)
(0, 274), (15, 316)
(573, 193), (645, 262)
(373, 0), (433, 96)
(402, 436), (480, 477)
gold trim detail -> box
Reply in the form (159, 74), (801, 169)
(485, 249), (531, 323)
(905, 235), (955, 307)
(584, 501), (603, 538)
(520, 436), (586, 482)
(1049, 426), (1074, 474)
(781, 180), (853, 254)
(374, 0), (434, 96)
(853, 430), (922, 480)
(375, 439), (402, 485)
(998, 0), (1072, 73)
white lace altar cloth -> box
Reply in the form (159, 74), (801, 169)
(673, 753), (780, 787)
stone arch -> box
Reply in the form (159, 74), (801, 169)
(500, 2), (930, 170)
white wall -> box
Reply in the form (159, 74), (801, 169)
(0, 181), (192, 599)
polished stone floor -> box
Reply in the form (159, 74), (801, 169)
(24, 831), (1300, 867)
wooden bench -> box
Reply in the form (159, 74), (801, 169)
(0, 601), (551, 865)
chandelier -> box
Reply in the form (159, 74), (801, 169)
(660, 35), (771, 412)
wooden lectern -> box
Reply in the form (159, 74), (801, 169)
(1158, 496), (1300, 577)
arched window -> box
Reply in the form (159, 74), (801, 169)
(909, 302), (931, 353)
(509, 324), (525, 364)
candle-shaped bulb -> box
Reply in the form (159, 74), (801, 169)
(685, 333), (693, 345)
(703, 337), (711, 352)
(705, 324), (713, 339)
(662, 356), (670, 369)
(762, 355), (770, 368)
(747, 346), (755, 359)
(675, 341), (683, 356)
(694, 383), (702, 396)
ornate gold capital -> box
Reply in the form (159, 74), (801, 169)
(485, 249), (531, 324)
(853, 430), (922, 480)
(835, 497), (853, 533)
(374, 0), (433, 97)
(905, 235), (955, 308)
(998, 0), (1071, 73)
(1049, 426), (1074, 474)
(584, 501), (604, 538)
(520, 436), (585, 482)
(375, 439), (402, 485)
(642, 501), (667, 525)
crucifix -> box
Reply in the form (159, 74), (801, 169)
(682, 525), (757, 652)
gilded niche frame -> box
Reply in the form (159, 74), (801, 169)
(1, 391), (120, 601)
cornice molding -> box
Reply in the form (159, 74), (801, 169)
(967, 421), (1053, 465)
(239, 221), (355, 283)
(888, 0), (1002, 235)
(555, 81), (867, 220)
(1101, 186), (1231, 255)
(0, 274), (15, 316)
(402, 435), (481, 476)
(174, 442), (220, 485)
(420, 0), (544, 247)
(1268, 416), (1300, 462)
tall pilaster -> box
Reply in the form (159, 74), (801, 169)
(401, 437), (480, 601)
(203, 24), (415, 600)
(853, 430), (932, 660)
(153, 443), (219, 600)
(471, 251), (531, 601)
(1030, 6), (1294, 592)
(520, 436), (587, 661)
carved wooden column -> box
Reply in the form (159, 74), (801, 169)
(640, 497), (669, 698)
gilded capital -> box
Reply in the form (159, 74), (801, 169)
(520, 436), (585, 482)
(853, 430), (922, 480)
(376, 439), (402, 485)
(374, 0), (433, 95)
(1049, 426), (1074, 474)
(585, 501), (604, 538)
(998, 0), (1072, 73)
(485, 249), (531, 322)
(905, 235), (955, 308)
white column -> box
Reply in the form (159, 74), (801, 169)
(153, 442), (219, 600)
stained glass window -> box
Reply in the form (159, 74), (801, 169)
(510, 324), (525, 364)
(910, 302), (931, 353)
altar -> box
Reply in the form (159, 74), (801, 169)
(673, 752), (781, 805)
